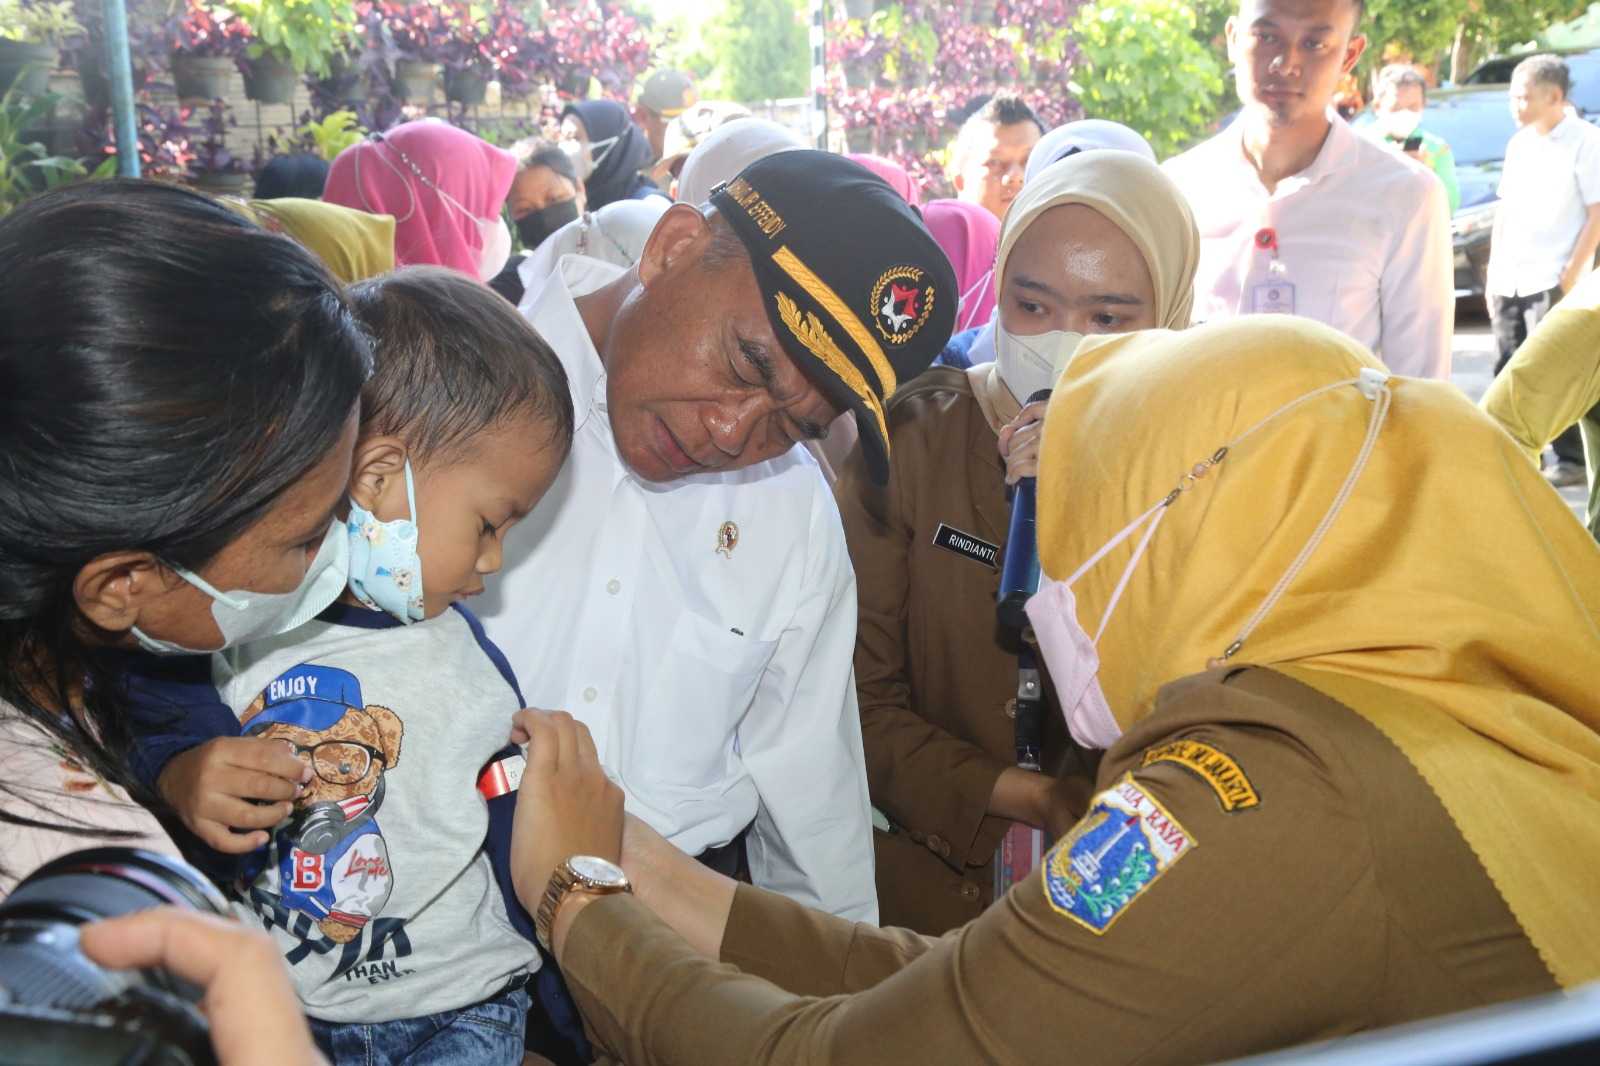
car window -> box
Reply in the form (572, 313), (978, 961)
(1464, 57), (1520, 84)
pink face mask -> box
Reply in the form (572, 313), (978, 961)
(1024, 367), (1395, 751)
(1024, 500), (1169, 750)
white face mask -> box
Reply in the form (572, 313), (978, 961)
(994, 324), (1084, 405)
(1022, 367), (1394, 749)
(476, 215), (512, 281)
(132, 521), (349, 656)
(1378, 108), (1423, 140)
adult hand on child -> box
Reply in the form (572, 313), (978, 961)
(997, 399), (1049, 486)
(157, 737), (311, 853)
(507, 709), (625, 913)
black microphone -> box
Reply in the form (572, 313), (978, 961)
(996, 389), (1051, 631)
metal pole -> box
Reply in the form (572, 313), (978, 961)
(101, 0), (140, 178)
(810, 0), (827, 150)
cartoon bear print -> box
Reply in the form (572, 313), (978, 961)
(241, 663), (403, 945)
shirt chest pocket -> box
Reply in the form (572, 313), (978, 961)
(635, 610), (780, 788)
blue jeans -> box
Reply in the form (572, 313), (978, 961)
(309, 985), (530, 1066)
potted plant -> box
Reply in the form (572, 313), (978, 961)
(231, 0), (360, 105)
(185, 98), (249, 195)
(0, 0), (83, 97)
(169, 0), (252, 105)
(381, 2), (443, 102)
(0, 83), (95, 216)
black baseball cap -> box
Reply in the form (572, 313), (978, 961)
(710, 150), (957, 484)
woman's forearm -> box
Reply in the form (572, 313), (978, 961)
(560, 813), (738, 959)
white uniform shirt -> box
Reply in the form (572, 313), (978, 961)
(1163, 111), (1454, 379)
(1486, 111), (1600, 298)
(480, 256), (878, 922)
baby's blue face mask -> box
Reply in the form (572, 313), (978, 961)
(347, 460), (426, 623)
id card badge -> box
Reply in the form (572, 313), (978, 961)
(1251, 280), (1296, 315)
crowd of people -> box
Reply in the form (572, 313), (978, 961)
(1, 0), (1597, 1064)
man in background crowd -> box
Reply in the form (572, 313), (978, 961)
(1362, 63), (1459, 212)
(1485, 53), (1600, 488)
(1164, 0), (1453, 380)
(948, 94), (1045, 221)
(633, 69), (698, 163)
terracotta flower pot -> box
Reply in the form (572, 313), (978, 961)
(0, 40), (58, 97)
(392, 58), (439, 102)
(243, 52), (297, 105)
(171, 52), (235, 104)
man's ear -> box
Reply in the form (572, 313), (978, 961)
(349, 436), (409, 520)
(637, 203), (711, 289)
(72, 551), (171, 634)
(1342, 33), (1368, 75)
(1223, 15), (1241, 66)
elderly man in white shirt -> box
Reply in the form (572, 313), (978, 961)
(1487, 56), (1600, 367)
(480, 152), (957, 921)
(1163, 0), (1453, 380)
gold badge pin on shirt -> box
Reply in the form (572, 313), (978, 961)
(716, 521), (739, 558)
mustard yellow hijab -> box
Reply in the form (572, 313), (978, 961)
(228, 198), (396, 284)
(1036, 316), (1600, 987)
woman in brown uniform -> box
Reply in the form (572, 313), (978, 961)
(837, 150), (1200, 932)
(512, 315), (1600, 1064)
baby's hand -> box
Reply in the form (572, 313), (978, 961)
(157, 737), (310, 854)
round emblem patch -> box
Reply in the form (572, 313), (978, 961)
(870, 266), (935, 345)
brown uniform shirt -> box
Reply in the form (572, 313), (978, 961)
(835, 367), (1088, 932)
(561, 667), (1556, 1065)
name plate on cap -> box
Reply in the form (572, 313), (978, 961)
(932, 523), (1000, 570)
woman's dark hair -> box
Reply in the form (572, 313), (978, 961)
(254, 151), (332, 200)
(0, 180), (370, 845)
(346, 266), (574, 460)
(517, 140), (578, 188)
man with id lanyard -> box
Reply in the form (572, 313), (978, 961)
(1163, 0), (1453, 380)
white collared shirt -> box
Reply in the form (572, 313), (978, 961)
(1163, 111), (1454, 379)
(1487, 112), (1600, 298)
(479, 256), (878, 922)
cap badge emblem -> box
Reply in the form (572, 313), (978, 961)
(870, 266), (935, 345)
(716, 521), (739, 558)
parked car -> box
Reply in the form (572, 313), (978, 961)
(1358, 85), (1516, 303)
(1460, 47), (1600, 119)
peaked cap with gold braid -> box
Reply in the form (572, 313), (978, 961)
(710, 150), (958, 483)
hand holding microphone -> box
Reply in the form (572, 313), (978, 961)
(997, 396), (1051, 487)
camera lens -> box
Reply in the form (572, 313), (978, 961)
(0, 848), (231, 1065)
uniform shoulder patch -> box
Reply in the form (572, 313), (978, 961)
(1042, 775), (1194, 934)
(1141, 739), (1259, 812)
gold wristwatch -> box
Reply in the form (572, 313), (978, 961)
(535, 855), (632, 951)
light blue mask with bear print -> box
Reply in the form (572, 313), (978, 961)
(347, 460), (425, 623)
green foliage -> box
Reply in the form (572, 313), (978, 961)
(1070, 0), (1226, 158)
(707, 0), (808, 104)
(297, 109), (364, 160)
(0, 85), (103, 216)
(0, 0), (83, 44)
(229, 0), (360, 77)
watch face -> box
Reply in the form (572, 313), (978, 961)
(570, 855), (627, 886)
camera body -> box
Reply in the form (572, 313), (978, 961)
(0, 848), (227, 1066)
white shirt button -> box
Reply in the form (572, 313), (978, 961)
(606, 578), (621, 595)
(583, 686), (598, 703)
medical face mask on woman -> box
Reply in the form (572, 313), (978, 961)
(994, 324), (1084, 404)
(131, 521), (349, 655)
(1024, 368), (1394, 750)
(346, 459), (426, 624)
(515, 198), (581, 251)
